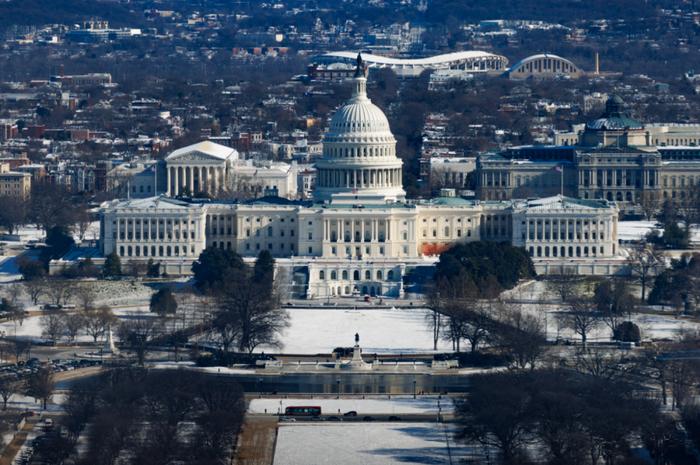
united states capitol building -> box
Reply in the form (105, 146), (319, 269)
(98, 58), (621, 299)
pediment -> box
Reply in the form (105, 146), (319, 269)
(166, 151), (227, 164)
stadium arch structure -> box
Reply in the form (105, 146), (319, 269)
(507, 53), (583, 80)
(314, 51), (509, 78)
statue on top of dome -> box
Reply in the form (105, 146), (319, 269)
(354, 53), (367, 78)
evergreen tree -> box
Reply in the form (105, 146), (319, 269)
(150, 288), (178, 316)
(146, 259), (160, 277)
(253, 250), (275, 293)
(192, 248), (245, 291)
(103, 252), (122, 277)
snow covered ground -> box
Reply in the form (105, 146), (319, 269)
(617, 220), (700, 244)
(268, 307), (452, 354)
(505, 281), (700, 342)
(249, 396), (453, 416)
(617, 221), (659, 242)
(273, 423), (469, 465)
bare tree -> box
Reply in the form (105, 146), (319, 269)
(595, 279), (637, 333)
(495, 302), (547, 370)
(75, 207), (92, 243)
(627, 244), (661, 302)
(212, 266), (288, 354)
(0, 196), (27, 235)
(639, 192), (660, 220)
(4, 284), (23, 308)
(45, 280), (75, 306)
(0, 376), (17, 410)
(547, 269), (578, 304)
(118, 317), (162, 365)
(24, 279), (45, 306)
(61, 313), (85, 344)
(574, 348), (625, 379)
(27, 365), (54, 410)
(82, 306), (116, 343)
(74, 284), (97, 312)
(558, 297), (602, 349)
(426, 285), (445, 351)
(41, 311), (65, 343)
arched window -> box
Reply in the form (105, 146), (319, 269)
(353, 270), (360, 280)
(319, 270), (325, 280)
(342, 270), (348, 280)
(376, 270), (383, 280)
(387, 270), (394, 280)
(330, 270), (337, 280)
(365, 270), (371, 280)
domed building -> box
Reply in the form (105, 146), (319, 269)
(97, 56), (623, 298)
(314, 55), (406, 203)
(580, 95), (649, 147)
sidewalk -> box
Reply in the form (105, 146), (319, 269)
(0, 417), (37, 465)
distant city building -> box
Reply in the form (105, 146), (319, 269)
(477, 96), (700, 211)
(65, 21), (141, 43)
(429, 157), (476, 190)
(50, 73), (112, 87)
(0, 163), (31, 199)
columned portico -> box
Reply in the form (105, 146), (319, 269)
(165, 141), (237, 197)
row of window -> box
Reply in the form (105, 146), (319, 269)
(318, 269), (396, 281)
(529, 245), (608, 258)
(325, 145), (392, 158)
(118, 244), (195, 258)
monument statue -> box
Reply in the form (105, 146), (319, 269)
(355, 332), (360, 345)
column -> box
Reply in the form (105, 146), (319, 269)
(361, 221), (365, 242)
(174, 167), (180, 196)
(525, 219), (529, 241)
(212, 167), (219, 194)
(188, 167), (194, 193)
(166, 167), (171, 195)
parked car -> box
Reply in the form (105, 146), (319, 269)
(343, 411), (357, 417)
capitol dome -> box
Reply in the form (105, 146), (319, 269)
(314, 55), (406, 203)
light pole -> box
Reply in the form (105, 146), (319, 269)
(336, 377), (341, 399)
(413, 379), (417, 399)
(257, 377), (263, 398)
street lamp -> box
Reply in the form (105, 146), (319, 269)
(336, 377), (341, 399)
(257, 377), (263, 398)
(413, 379), (417, 399)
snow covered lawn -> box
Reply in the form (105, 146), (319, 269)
(617, 221), (659, 242)
(273, 422), (468, 465)
(249, 396), (453, 416)
(270, 307), (452, 354)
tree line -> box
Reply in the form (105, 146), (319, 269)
(29, 368), (245, 465)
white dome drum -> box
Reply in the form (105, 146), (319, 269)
(314, 55), (406, 203)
